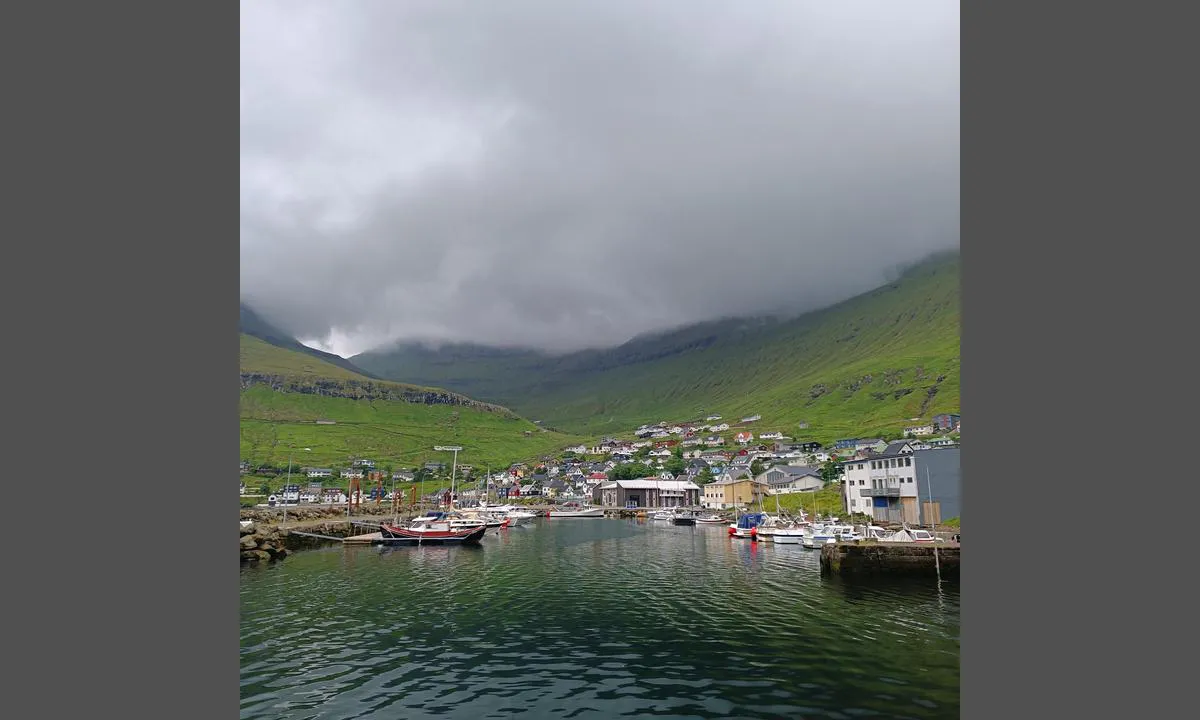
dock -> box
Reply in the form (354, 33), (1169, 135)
(820, 541), (960, 578)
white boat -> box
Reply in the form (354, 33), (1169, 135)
(695, 515), (727, 524)
(548, 504), (604, 518)
(772, 527), (806, 544)
(504, 508), (538, 525)
(801, 524), (838, 548)
(878, 524), (945, 543)
(651, 509), (674, 521)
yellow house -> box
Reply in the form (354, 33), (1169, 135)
(701, 470), (769, 510)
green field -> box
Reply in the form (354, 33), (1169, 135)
(354, 252), (961, 442)
(240, 334), (584, 471)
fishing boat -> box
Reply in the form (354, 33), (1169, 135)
(728, 512), (767, 539)
(671, 510), (697, 526)
(548, 503), (604, 518)
(375, 516), (488, 546)
(772, 526), (807, 544)
(695, 514), (727, 524)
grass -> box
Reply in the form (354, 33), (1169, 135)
(354, 252), (960, 443)
(764, 484), (847, 517)
(241, 335), (586, 471)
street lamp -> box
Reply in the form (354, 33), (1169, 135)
(434, 445), (463, 510)
(282, 446), (312, 528)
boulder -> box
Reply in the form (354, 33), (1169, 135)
(240, 535), (258, 550)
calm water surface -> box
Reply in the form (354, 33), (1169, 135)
(241, 518), (959, 719)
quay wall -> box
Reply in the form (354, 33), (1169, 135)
(820, 542), (960, 578)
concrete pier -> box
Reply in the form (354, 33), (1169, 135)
(820, 541), (960, 578)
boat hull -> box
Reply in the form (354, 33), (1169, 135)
(671, 517), (696, 526)
(376, 523), (488, 546)
(550, 508), (604, 518)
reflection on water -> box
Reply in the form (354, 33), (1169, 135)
(242, 519), (959, 719)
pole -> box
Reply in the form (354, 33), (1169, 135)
(927, 465), (941, 580)
(284, 448), (292, 528)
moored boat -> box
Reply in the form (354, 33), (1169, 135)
(548, 504), (604, 518)
(729, 513), (767, 539)
(375, 518), (488, 546)
(671, 510), (697, 526)
(695, 515), (727, 524)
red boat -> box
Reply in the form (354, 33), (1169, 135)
(374, 513), (488, 546)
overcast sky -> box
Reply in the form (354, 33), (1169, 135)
(241, 0), (959, 357)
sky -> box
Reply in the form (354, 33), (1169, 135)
(241, 0), (959, 357)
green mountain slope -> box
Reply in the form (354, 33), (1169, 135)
(352, 252), (961, 441)
(240, 334), (582, 472)
(240, 303), (382, 379)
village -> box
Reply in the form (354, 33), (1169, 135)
(241, 412), (961, 529)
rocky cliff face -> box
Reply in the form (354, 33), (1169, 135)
(239, 373), (515, 416)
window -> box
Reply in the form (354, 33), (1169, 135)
(905, 457), (912, 467)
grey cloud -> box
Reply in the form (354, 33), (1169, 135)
(241, 0), (959, 356)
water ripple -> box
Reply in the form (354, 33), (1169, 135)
(242, 519), (959, 719)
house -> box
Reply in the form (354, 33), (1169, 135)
(239, 460), (250, 475)
(597, 478), (701, 509)
(703, 434), (725, 446)
(932, 413), (961, 432)
(353, 459), (376, 468)
(929, 436), (957, 448)
(711, 423), (730, 432)
(649, 448), (672, 458)
(855, 438), (887, 453)
(904, 424), (935, 436)
(307, 468), (333, 478)
(881, 440), (916, 456)
(391, 471), (414, 482)
(701, 471), (769, 510)
(565, 444), (588, 454)
(681, 437), (703, 447)
(340, 468), (364, 479)
(757, 465), (823, 494)
(833, 438), (859, 450)
(545, 478), (569, 498)
(734, 431), (754, 444)
(840, 452), (918, 523)
(759, 431), (783, 440)
(741, 414), (761, 423)
(425, 462), (446, 472)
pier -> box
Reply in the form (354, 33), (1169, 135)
(819, 541), (960, 578)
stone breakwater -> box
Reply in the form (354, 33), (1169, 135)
(239, 504), (421, 563)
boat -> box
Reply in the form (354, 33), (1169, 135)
(771, 526), (807, 544)
(504, 508), (538, 526)
(878, 524), (945, 543)
(548, 504), (604, 518)
(375, 517), (488, 546)
(801, 524), (838, 548)
(695, 514), (727, 524)
(651, 509), (674, 521)
(728, 513), (767, 539)
(671, 510), (697, 526)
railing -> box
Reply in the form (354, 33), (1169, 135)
(859, 487), (901, 497)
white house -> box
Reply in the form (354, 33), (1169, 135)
(841, 453), (919, 523)
(340, 468), (364, 479)
(307, 468), (333, 478)
(904, 424), (935, 436)
(711, 423), (730, 432)
(734, 431), (754, 444)
(649, 448), (672, 457)
(706, 415), (722, 421)
(565, 445), (588, 454)
(704, 435), (725, 446)
(741, 414), (762, 423)
(759, 431), (783, 440)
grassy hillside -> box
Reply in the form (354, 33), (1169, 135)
(240, 303), (382, 379)
(353, 252), (960, 441)
(240, 334), (583, 471)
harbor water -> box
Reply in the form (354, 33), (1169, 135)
(241, 518), (960, 719)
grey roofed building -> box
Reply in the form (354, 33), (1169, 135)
(882, 441), (916, 456)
